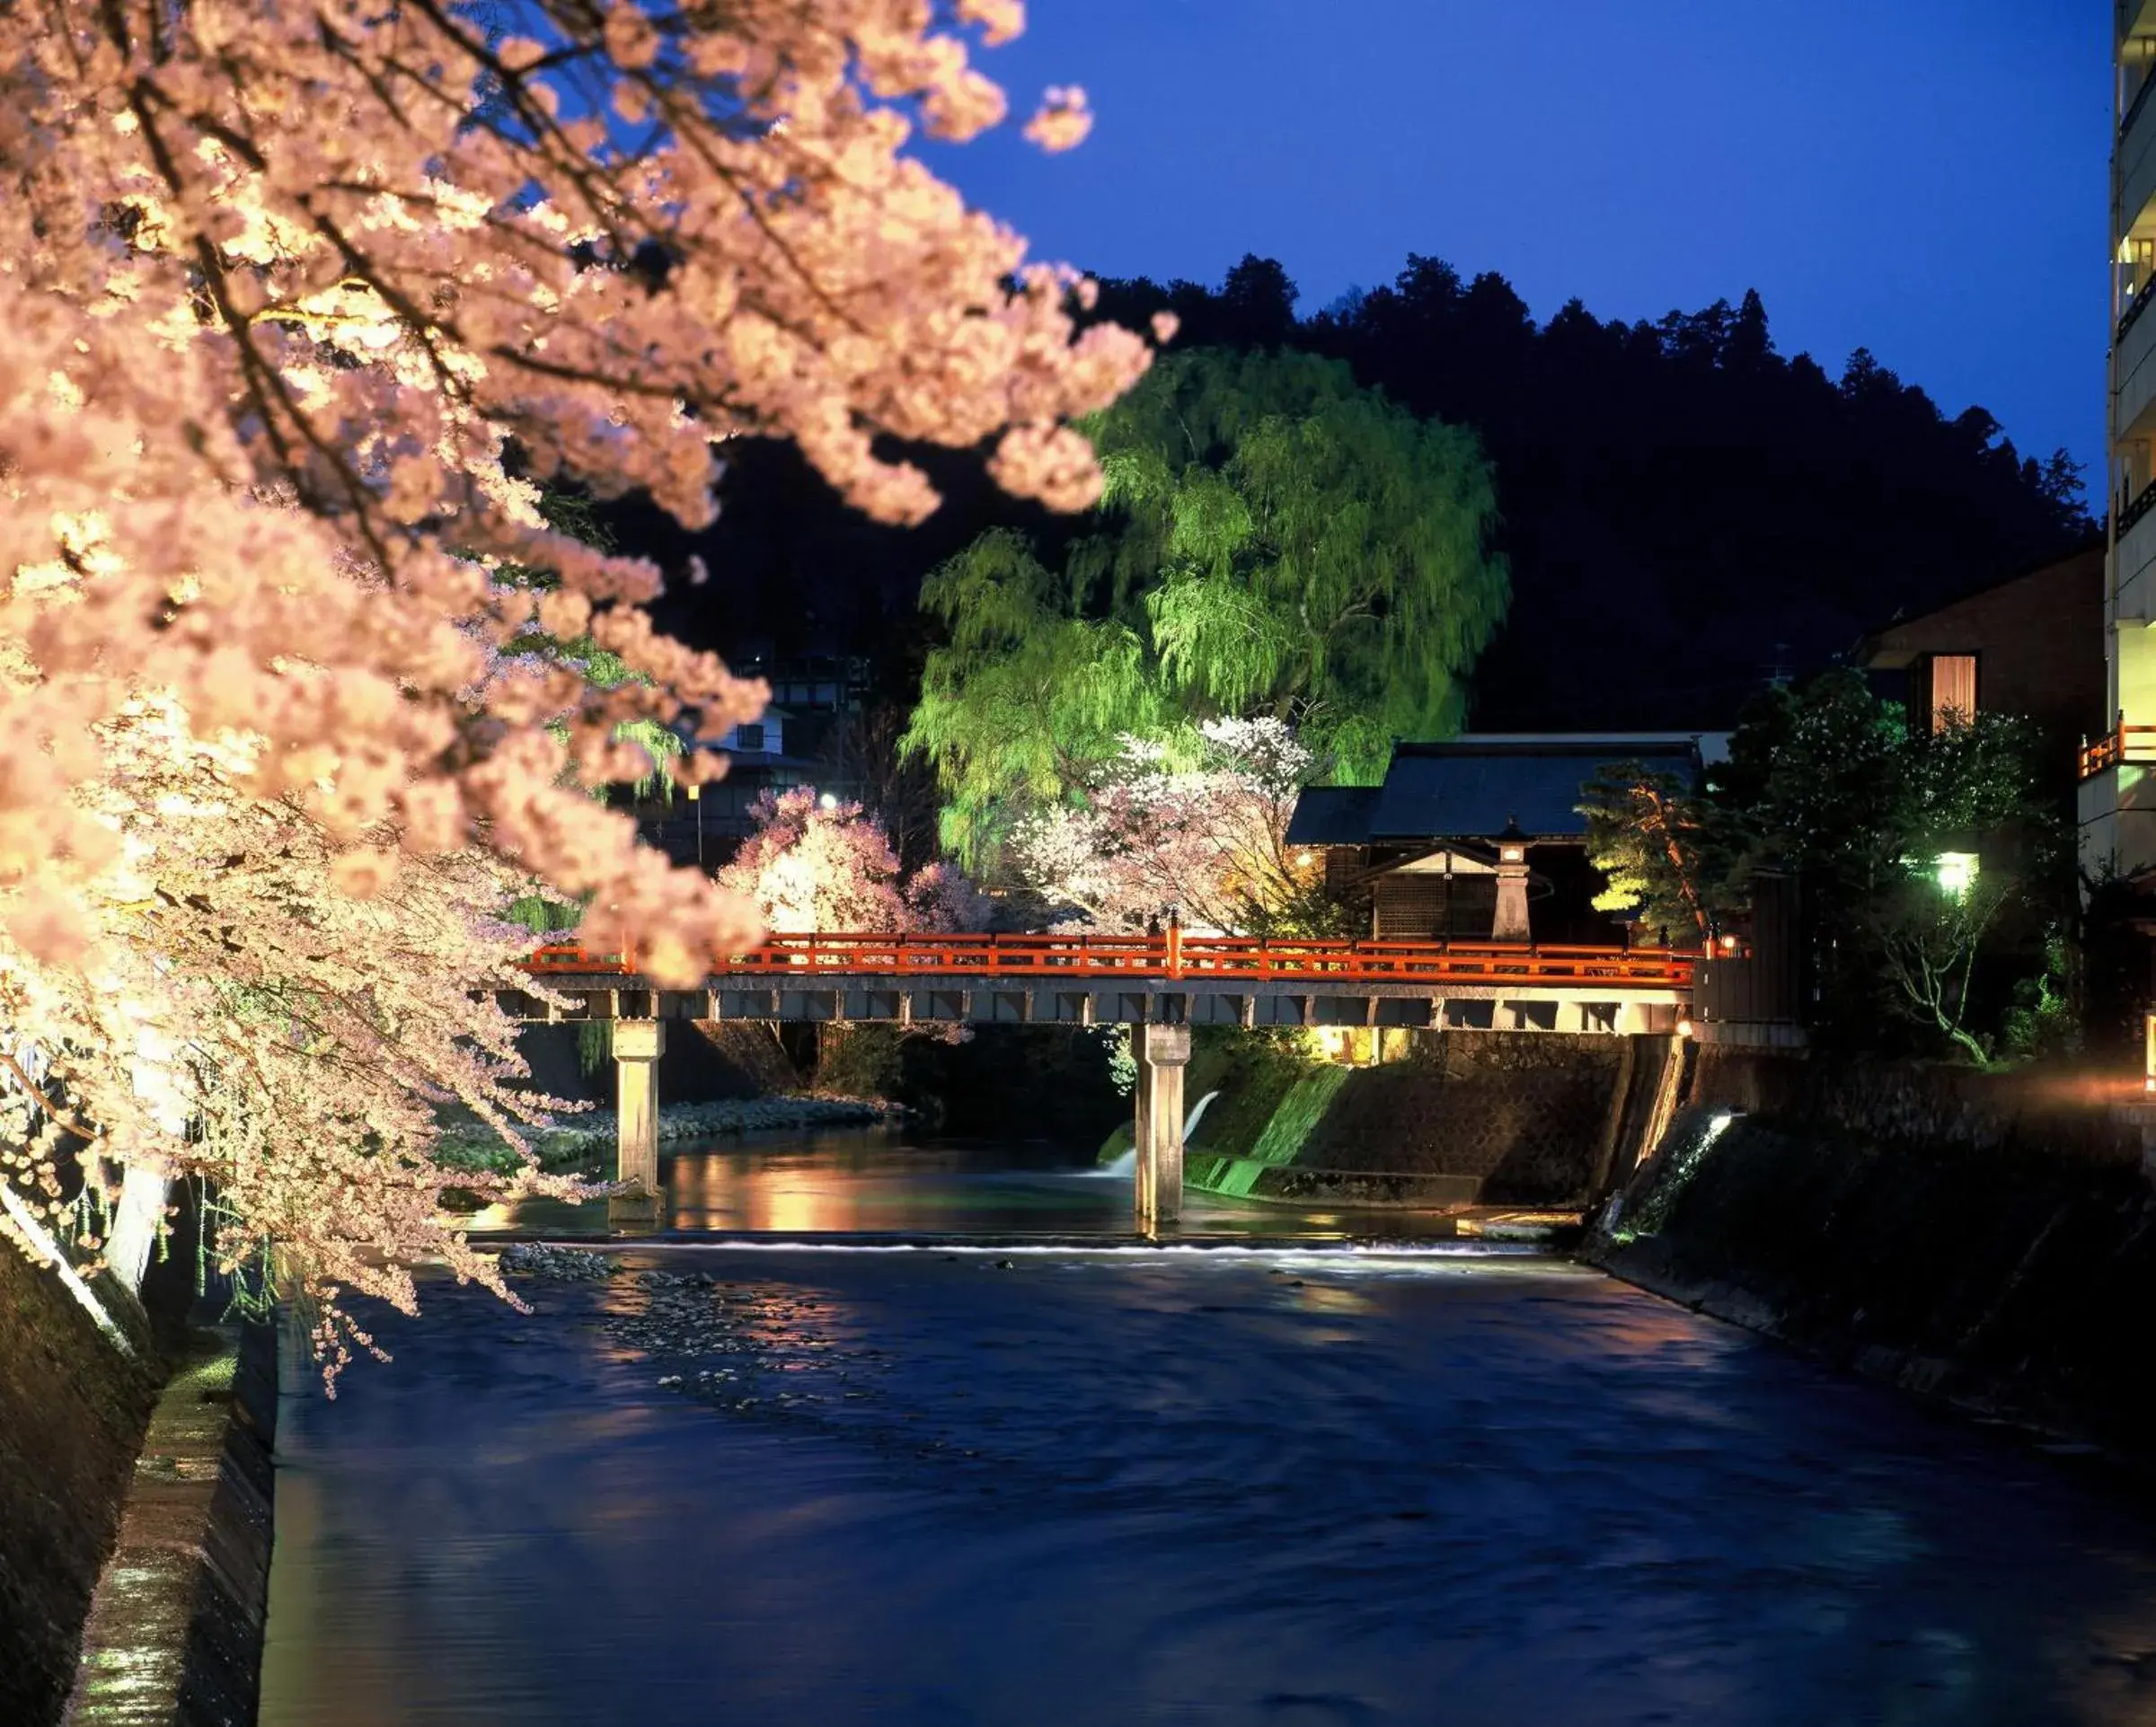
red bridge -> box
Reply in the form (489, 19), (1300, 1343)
(508, 931), (1701, 1229)
(513, 931), (1697, 1035)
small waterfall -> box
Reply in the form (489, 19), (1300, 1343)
(1611, 1106), (1743, 1240)
(1088, 1091), (1220, 1180)
(1182, 1089), (1222, 1142)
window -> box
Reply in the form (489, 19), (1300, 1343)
(732, 722), (765, 752)
(1921, 654), (1977, 732)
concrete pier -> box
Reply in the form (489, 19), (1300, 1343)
(1134, 1023), (1191, 1230)
(613, 1018), (665, 1197)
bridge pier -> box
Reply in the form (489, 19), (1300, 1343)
(613, 1018), (665, 1203)
(1134, 1023), (1191, 1231)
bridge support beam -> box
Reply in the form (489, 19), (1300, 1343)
(613, 1018), (665, 1199)
(1134, 1023), (1191, 1231)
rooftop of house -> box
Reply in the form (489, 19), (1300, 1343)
(1858, 544), (2104, 670)
(1286, 733), (1725, 847)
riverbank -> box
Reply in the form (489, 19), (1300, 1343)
(1586, 1047), (2156, 1460)
(0, 1242), (160, 1727)
(66, 1321), (278, 1727)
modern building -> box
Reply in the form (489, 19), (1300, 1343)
(1286, 734), (1726, 947)
(2086, 6), (2156, 880)
(1861, 545), (2104, 806)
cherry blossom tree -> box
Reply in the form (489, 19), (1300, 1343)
(716, 788), (987, 934)
(0, 0), (1155, 1358)
(0, 699), (576, 1385)
(1008, 718), (1331, 937)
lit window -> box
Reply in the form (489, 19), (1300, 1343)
(1923, 655), (1976, 732)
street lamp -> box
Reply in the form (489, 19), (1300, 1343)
(1932, 851), (1979, 901)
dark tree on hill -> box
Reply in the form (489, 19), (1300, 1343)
(609, 251), (2091, 748)
(1093, 257), (2093, 730)
(1316, 260), (2092, 727)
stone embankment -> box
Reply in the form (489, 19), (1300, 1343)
(0, 1243), (160, 1727)
(65, 1322), (277, 1727)
(1586, 1046), (2156, 1459)
(1108, 1028), (1681, 1212)
(537, 1093), (904, 1152)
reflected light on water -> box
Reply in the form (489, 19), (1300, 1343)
(464, 1127), (1487, 1245)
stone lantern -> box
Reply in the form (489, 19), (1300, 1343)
(1493, 817), (1531, 942)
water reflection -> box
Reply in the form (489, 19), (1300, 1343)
(478, 1126), (1468, 1241)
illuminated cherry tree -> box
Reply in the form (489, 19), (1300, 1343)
(1010, 718), (1323, 937)
(717, 788), (988, 934)
(0, 699), (576, 1384)
(0, 0), (1154, 1355)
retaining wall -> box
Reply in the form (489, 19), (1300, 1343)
(0, 1245), (160, 1727)
(1587, 1047), (2156, 1456)
(1170, 1029), (1680, 1209)
(512, 1018), (797, 1106)
(66, 1321), (278, 1726)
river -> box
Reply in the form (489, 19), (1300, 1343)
(261, 1132), (2156, 1725)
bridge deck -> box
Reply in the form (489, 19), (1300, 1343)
(525, 931), (1696, 986)
(509, 933), (1698, 1033)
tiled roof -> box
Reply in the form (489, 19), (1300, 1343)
(1289, 735), (1711, 844)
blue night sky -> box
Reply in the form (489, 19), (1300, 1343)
(935, 0), (2109, 483)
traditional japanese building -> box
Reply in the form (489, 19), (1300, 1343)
(1286, 734), (1725, 947)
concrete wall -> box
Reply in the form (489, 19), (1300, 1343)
(0, 1245), (161, 1726)
(1180, 1030), (1678, 1209)
(1867, 548), (2104, 760)
(513, 1018), (798, 1106)
(1588, 1049), (2156, 1457)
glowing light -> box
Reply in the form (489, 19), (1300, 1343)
(817, 792), (838, 812)
(1719, 934), (1738, 953)
(1294, 850), (1316, 869)
(1933, 851), (1979, 900)
(1676, 1017), (1695, 1038)
(0, 1184), (132, 1354)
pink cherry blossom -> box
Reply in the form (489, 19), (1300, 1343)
(0, 0), (1158, 1375)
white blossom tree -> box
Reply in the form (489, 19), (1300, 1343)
(1009, 718), (1324, 937)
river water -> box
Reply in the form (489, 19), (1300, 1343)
(463, 1126), (1466, 1241)
(261, 1133), (2156, 1726)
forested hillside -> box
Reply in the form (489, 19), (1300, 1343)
(631, 252), (2094, 734)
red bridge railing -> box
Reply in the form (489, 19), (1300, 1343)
(521, 932), (1698, 991)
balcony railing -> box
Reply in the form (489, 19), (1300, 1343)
(2122, 278), (2156, 347)
(2120, 476), (2156, 540)
(2081, 724), (2156, 779)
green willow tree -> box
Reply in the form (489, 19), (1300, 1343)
(905, 348), (1508, 862)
